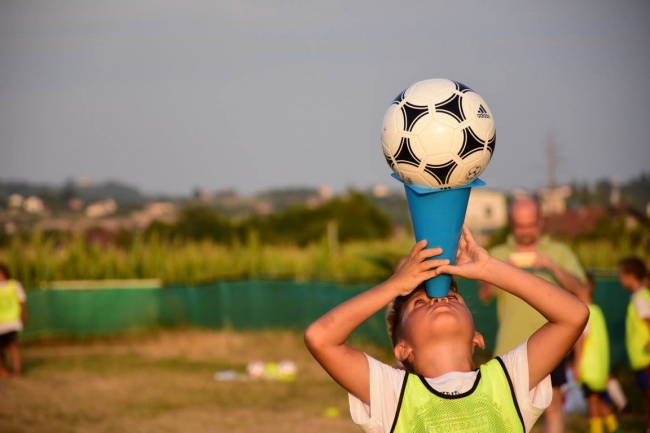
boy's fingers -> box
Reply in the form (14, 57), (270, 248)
(434, 265), (454, 276)
(417, 247), (443, 261)
(462, 225), (474, 243)
(435, 264), (464, 277)
(408, 239), (428, 258)
(420, 258), (450, 270)
(425, 270), (439, 280)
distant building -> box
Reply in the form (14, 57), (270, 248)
(24, 196), (46, 214)
(538, 185), (572, 216)
(465, 189), (508, 245)
(67, 197), (85, 212)
(131, 201), (177, 229)
(146, 201), (176, 218)
(196, 189), (214, 203)
(8, 194), (24, 209)
(372, 184), (389, 198)
(511, 188), (531, 201)
(255, 201), (274, 215)
(319, 185), (333, 200)
(85, 199), (117, 218)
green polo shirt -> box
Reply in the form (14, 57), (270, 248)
(489, 235), (587, 356)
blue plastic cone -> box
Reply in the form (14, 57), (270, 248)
(391, 174), (485, 297)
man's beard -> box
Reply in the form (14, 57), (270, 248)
(517, 235), (538, 246)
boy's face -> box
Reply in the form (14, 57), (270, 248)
(618, 269), (635, 290)
(399, 289), (476, 349)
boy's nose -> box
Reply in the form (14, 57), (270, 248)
(430, 297), (448, 304)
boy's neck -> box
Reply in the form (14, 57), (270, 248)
(630, 282), (646, 292)
(410, 340), (474, 378)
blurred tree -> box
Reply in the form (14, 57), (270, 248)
(60, 178), (77, 203)
(244, 190), (392, 246)
(174, 205), (234, 243)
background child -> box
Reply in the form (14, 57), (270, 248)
(618, 256), (650, 432)
(573, 272), (620, 433)
(305, 225), (589, 432)
(0, 263), (28, 378)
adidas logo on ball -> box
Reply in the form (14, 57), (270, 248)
(477, 105), (490, 119)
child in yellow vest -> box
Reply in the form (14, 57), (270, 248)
(573, 272), (620, 433)
(619, 256), (650, 432)
(0, 263), (28, 378)
(305, 225), (589, 432)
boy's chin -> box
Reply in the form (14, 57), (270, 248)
(426, 318), (475, 339)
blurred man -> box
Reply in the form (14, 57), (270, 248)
(479, 197), (589, 433)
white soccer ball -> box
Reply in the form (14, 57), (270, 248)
(381, 79), (496, 189)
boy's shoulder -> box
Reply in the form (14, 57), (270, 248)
(632, 287), (650, 301)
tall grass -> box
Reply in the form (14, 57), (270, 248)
(1, 231), (646, 289)
(569, 236), (650, 272)
(0, 232), (413, 289)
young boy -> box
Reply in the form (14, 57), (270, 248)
(618, 256), (650, 431)
(305, 225), (589, 432)
(573, 272), (620, 433)
(0, 263), (28, 378)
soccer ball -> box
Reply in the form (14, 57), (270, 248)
(381, 79), (496, 189)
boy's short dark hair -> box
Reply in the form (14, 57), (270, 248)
(385, 280), (459, 348)
(618, 256), (647, 281)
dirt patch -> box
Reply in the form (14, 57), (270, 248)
(0, 329), (386, 433)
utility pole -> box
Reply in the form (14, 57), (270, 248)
(546, 135), (559, 189)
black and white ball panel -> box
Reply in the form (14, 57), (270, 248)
(381, 78), (496, 188)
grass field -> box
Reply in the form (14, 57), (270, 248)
(0, 329), (646, 433)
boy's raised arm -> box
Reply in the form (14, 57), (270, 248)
(435, 225), (589, 390)
(304, 241), (448, 404)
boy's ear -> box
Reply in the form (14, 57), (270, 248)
(473, 331), (485, 351)
(394, 340), (413, 362)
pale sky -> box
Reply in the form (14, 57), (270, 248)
(1, 1), (649, 195)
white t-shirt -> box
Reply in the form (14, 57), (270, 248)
(0, 280), (27, 334)
(348, 341), (551, 433)
(632, 287), (650, 319)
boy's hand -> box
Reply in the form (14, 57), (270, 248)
(387, 240), (449, 297)
(433, 224), (492, 280)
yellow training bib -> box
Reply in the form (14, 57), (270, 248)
(391, 358), (524, 433)
(0, 280), (21, 325)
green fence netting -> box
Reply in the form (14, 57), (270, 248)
(22, 277), (630, 365)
